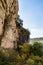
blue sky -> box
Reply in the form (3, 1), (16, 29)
(18, 0), (43, 38)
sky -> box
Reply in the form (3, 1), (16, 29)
(18, 0), (43, 38)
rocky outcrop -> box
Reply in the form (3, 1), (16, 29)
(17, 25), (30, 45)
(0, 0), (18, 49)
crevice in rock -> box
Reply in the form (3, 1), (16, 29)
(0, 17), (8, 45)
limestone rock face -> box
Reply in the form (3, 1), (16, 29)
(0, 0), (18, 49)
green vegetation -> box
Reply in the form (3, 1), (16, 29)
(0, 42), (43, 65)
(16, 15), (30, 45)
(16, 15), (23, 27)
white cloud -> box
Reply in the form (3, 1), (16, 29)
(30, 29), (43, 38)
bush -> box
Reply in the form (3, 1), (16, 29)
(0, 42), (43, 65)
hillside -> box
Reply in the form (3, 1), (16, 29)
(30, 37), (43, 44)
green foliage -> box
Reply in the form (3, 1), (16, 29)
(0, 49), (22, 65)
(38, 62), (42, 65)
(16, 15), (30, 44)
(16, 15), (23, 27)
(30, 42), (43, 56)
(0, 42), (43, 65)
(25, 58), (34, 65)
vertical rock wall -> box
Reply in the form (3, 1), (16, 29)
(0, 0), (18, 49)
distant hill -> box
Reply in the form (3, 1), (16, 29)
(30, 37), (43, 44)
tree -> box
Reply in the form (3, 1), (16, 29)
(16, 15), (23, 27)
(30, 42), (43, 56)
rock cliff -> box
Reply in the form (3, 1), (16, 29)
(0, 0), (18, 49)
